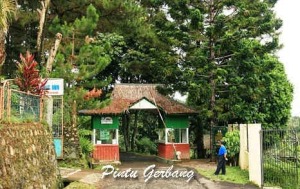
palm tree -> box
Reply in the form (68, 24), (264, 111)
(0, 0), (17, 66)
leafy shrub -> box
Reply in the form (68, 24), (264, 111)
(58, 158), (88, 169)
(78, 129), (94, 155)
(15, 51), (47, 95)
(223, 129), (240, 166)
(136, 137), (157, 155)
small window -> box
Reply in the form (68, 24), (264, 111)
(93, 129), (118, 145)
(167, 128), (188, 143)
(157, 129), (165, 143)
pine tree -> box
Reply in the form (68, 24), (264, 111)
(149, 0), (293, 157)
(47, 4), (112, 113)
(155, 0), (292, 128)
(2, 0), (41, 76)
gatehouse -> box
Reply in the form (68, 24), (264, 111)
(79, 83), (197, 163)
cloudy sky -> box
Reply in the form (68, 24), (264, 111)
(275, 0), (300, 116)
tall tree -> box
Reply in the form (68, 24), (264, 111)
(4, 0), (180, 86)
(88, 0), (180, 85)
(36, 0), (50, 61)
(3, 0), (41, 77)
(147, 0), (293, 156)
(185, 0), (292, 128)
(47, 4), (125, 124)
(0, 0), (17, 69)
(2, 1), (293, 154)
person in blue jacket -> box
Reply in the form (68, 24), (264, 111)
(214, 140), (228, 175)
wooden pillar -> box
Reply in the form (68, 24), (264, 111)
(7, 88), (11, 122)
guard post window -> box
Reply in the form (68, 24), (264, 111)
(167, 128), (188, 143)
(93, 129), (118, 145)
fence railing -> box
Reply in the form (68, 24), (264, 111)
(262, 129), (299, 189)
(0, 80), (43, 123)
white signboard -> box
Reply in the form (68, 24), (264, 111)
(44, 78), (64, 96)
(101, 117), (113, 124)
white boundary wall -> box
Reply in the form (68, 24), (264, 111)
(239, 124), (262, 187)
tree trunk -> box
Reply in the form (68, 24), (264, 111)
(37, 0), (50, 59)
(208, 0), (217, 161)
(0, 32), (6, 68)
(196, 122), (205, 158)
(131, 111), (139, 151)
(122, 114), (130, 152)
(0, 0), (17, 70)
(72, 100), (77, 127)
(46, 33), (62, 75)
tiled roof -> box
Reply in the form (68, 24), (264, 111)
(78, 83), (197, 115)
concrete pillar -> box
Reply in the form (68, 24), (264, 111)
(46, 96), (53, 129)
(239, 124), (249, 170)
(248, 124), (262, 187)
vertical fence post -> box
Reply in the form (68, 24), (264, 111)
(40, 97), (43, 122)
(0, 80), (7, 120)
(0, 87), (3, 120)
(260, 129), (264, 188)
(61, 96), (64, 158)
(7, 85), (11, 122)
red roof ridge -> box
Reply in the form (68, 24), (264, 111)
(79, 83), (197, 115)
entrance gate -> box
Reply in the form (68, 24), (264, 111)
(211, 126), (228, 159)
(261, 129), (299, 188)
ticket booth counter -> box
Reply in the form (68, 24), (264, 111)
(157, 115), (190, 160)
(91, 115), (120, 161)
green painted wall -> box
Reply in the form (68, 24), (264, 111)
(165, 115), (189, 128)
(92, 115), (119, 129)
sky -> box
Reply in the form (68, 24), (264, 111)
(275, 0), (300, 116)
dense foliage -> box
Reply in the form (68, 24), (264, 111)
(0, 0), (294, 156)
(0, 0), (17, 67)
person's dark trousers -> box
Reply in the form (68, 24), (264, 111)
(214, 155), (226, 175)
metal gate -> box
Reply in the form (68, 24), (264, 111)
(211, 126), (228, 160)
(262, 129), (299, 189)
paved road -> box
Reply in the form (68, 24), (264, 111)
(61, 153), (258, 189)
(94, 167), (257, 189)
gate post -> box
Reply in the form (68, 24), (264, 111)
(239, 124), (249, 169)
(248, 124), (262, 187)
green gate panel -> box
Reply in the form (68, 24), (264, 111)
(212, 126), (228, 158)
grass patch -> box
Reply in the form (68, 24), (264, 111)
(197, 165), (251, 184)
(64, 181), (96, 189)
(58, 158), (90, 169)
